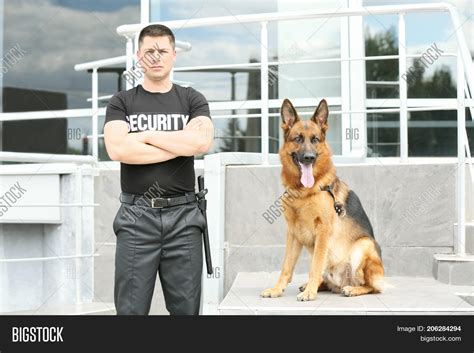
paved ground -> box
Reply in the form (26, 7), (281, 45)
(218, 272), (474, 315)
(4, 302), (116, 315)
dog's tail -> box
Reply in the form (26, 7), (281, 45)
(373, 278), (394, 293)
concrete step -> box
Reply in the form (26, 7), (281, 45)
(218, 272), (474, 315)
(433, 254), (474, 285)
(458, 294), (474, 306)
(454, 222), (474, 254)
(1, 302), (116, 315)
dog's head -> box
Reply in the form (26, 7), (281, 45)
(280, 98), (330, 189)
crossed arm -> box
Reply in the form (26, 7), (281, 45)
(104, 116), (214, 164)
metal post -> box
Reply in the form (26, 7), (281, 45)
(456, 49), (466, 255)
(231, 72), (237, 151)
(75, 168), (83, 304)
(140, 0), (150, 24)
(348, 0), (366, 160)
(340, 7), (350, 156)
(398, 13), (408, 162)
(260, 21), (269, 165)
(448, 6), (474, 100)
(201, 154), (226, 314)
(91, 68), (98, 161)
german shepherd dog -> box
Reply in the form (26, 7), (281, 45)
(260, 99), (384, 301)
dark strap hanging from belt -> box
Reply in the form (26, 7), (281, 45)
(320, 184), (344, 216)
(197, 175), (213, 275)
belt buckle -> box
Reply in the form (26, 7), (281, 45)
(151, 197), (170, 209)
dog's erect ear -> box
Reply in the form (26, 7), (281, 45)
(311, 99), (329, 132)
(281, 99), (299, 129)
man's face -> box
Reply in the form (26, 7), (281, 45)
(137, 35), (176, 81)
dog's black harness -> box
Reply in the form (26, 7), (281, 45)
(320, 184), (345, 216)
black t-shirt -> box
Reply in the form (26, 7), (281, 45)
(104, 84), (210, 196)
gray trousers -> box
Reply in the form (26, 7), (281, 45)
(112, 199), (205, 315)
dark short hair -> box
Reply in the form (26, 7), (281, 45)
(138, 24), (175, 49)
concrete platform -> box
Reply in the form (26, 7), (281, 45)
(2, 302), (116, 315)
(218, 272), (474, 315)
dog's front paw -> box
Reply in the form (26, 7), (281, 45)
(342, 286), (355, 297)
(260, 287), (284, 298)
(297, 289), (317, 301)
(298, 282), (307, 292)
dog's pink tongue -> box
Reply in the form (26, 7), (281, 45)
(299, 162), (315, 188)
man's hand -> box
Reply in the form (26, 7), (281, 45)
(104, 121), (178, 164)
(143, 116), (214, 156)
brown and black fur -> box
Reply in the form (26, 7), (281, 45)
(260, 99), (384, 301)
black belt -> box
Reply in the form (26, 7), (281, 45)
(120, 191), (197, 209)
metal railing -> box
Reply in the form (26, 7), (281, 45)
(0, 3), (471, 253)
(0, 108), (104, 164)
(116, 3), (473, 255)
(117, 3), (473, 157)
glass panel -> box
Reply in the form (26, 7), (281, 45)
(367, 112), (399, 157)
(1, 0), (139, 160)
(2, 0), (140, 110)
(154, 0), (342, 153)
(363, 3), (474, 156)
(409, 109), (472, 157)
